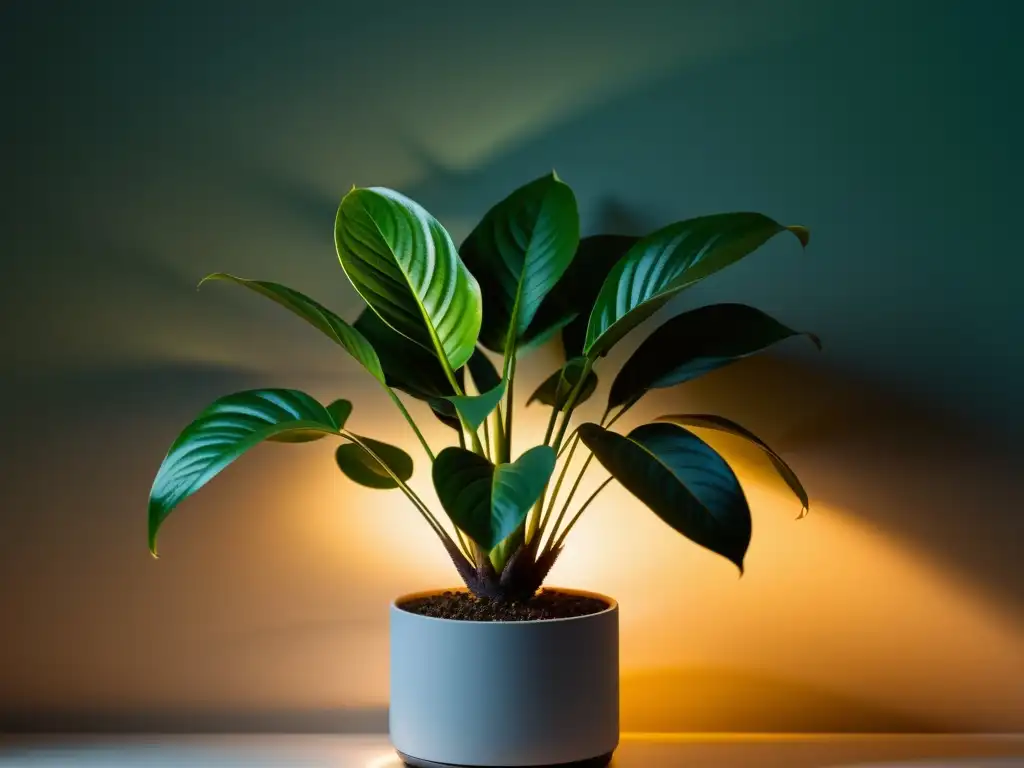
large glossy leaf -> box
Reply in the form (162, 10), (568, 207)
(523, 235), (639, 357)
(577, 422), (751, 571)
(608, 303), (820, 411)
(584, 213), (809, 359)
(659, 414), (809, 516)
(335, 187), (482, 371)
(527, 358), (598, 412)
(432, 445), (555, 551)
(149, 389), (344, 555)
(200, 274), (385, 382)
(335, 436), (413, 489)
(459, 173), (579, 353)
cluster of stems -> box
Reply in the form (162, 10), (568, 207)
(370, 342), (639, 589)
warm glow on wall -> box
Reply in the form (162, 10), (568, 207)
(271, 398), (1024, 733)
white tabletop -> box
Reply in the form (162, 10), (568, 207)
(1, 734), (1022, 767)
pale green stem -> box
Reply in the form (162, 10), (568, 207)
(342, 431), (456, 549)
(481, 416), (492, 462)
(500, 353), (516, 464)
(551, 477), (613, 552)
(543, 401), (626, 553)
(526, 359), (593, 544)
(386, 389), (434, 461)
(537, 434), (582, 540)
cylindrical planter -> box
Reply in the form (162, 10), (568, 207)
(390, 588), (619, 768)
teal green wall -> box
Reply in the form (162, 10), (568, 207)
(1, 0), (1021, 732)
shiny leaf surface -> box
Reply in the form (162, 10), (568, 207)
(432, 445), (555, 551)
(659, 413), (809, 516)
(577, 421), (751, 571)
(459, 173), (579, 353)
(584, 214), (808, 358)
(336, 187), (482, 370)
(149, 390), (344, 554)
(523, 234), (639, 357)
(608, 303), (820, 410)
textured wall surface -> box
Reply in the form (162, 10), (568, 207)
(1, 0), (1021, 733)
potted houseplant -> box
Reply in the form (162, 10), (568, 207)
(147, 173), (815, 767)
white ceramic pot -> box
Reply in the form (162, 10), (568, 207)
(390, 588), (619, 768)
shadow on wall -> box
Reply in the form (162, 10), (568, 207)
(641, 353), (1024, 616)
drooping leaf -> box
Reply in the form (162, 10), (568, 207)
(199, 274), (385, 382)
(149, 390), (344, 554)
(335, 187), (483, 371)
(432, 445), (556, 551)
(335, 436), (413, 489)
(659, 413), (809, 516)
(608, 303), (820, 411)
(528, 358), (598, 412)
(467, 348), (502, 393)
(577, 422), (751, 571)
(523, 235), (639, 357)
(584, 214), (809, 359)
(459, 172), (579, 353)
(444, 378), (507, 432)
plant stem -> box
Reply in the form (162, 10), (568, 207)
(386, 389), (434, 461)
(439, 352), (486, 455)
(542, 399), (624, 553)
(551, 477), (613, 552)
(341, 431), (457, 549)
(527, 358), (594, 544)
(481, 415), (492, 462)
(454, 527), (473, 561)
(537, 434), (582, 539)
(543, 453), (594, 553)
(541, 401), (560, 447)
(549, 358), (593, 455)
(500, 353), (516, 463)
(490, 407), (505, 462)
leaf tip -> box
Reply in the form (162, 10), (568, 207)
(805, 331), (823, 351)
(787, 225), (810, 248)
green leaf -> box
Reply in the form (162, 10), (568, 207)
(149, 389), (344, 555)
(608, 303), (820, 411)
(354, 308), (463, 432)
(354, 309), (454, 400)
(335, 187), (482, 371)
(658, 413), (809, 517)
(335, 436), (413, 490)
(326, 399), (353, 429)
(459, 172), (580, 353)
(577, 421), (751, 571)
(523, 235), (639, 357)
(432, 445), (556, 551)
(444, 379), (507, 432)
(199, 274), (384, 383)
(584, 214), (809, 359)
(528, 358), (598, 412)
(467, 348), (502, 393)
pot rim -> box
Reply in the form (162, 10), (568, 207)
(392, 585), (618, 626)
